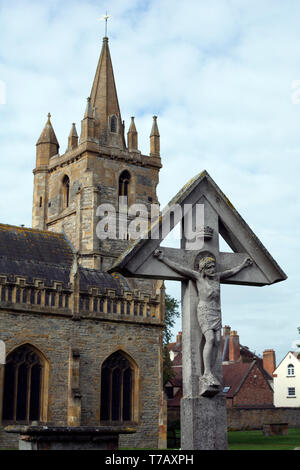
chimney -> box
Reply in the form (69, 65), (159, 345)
(229, 330), (240, 362)
(263, 349), (276, 376)
(222, 326), (231, 362)
(223, 325), (231, 338)
(176, 332), (182, 345)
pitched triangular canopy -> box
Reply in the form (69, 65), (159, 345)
(108, 171), (287, 287)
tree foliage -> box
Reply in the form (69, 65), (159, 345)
(164, 293), (180, 345)
(163, 293), (180, 385)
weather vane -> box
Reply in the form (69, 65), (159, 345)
(100, 12), (111, 38)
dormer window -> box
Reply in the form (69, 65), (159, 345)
(287, 364), (295, 376)
(110, 115), (117, 133)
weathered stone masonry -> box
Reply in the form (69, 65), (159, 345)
(0, 34), (166, 449)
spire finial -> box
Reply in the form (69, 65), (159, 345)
(100, 12), (111, 38)
(150, 115), (160, 156)
(84, 97), (93, 119)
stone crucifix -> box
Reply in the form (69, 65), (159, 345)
(108, 171), (287, 450)
(153, 246), (253, 396)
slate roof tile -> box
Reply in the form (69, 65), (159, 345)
(0, 224), (130, 292)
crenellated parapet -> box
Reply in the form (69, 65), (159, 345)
(0, 274), (161, 324)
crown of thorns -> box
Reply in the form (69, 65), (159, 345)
(198, 256), (215, 271)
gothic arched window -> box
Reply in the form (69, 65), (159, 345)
(119, 171), (131, 199)
(62, 175), (70, 209)
(2, 345), (46, 423)
(100, 351), (134, 423)
(110, 115), (117, 133)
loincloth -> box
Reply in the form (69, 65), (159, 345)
(197, 304), (221, 334)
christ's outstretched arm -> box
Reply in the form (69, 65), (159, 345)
(219, 257), (253, 280)
(153, 250), (199, 281)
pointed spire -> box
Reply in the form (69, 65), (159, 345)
(68, 123), (78, 150)
(89, 37), (124, 148)
(127, 117), (138, 151)
(36, 113), (59, 167)
(150, 116), (160, 157)
(37, 113), (59, 147)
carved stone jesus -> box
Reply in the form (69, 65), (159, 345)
(154, 249), (253, 391)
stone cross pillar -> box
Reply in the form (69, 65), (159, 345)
(179, 198), (227, 449)
(107, 171), (287, 450)
(180, 279), (227, 449)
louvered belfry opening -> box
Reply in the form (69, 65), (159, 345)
(110, 115), (117, 133)
(62, 175), (70, 209)
(119, 170), (131, 199)
(2, 345), (43, 423)
(100, 351), (133, 423)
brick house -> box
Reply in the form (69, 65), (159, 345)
(223, 362), (273, 408)
(0, 35), (166, 449)
(166, 327), (275, 422)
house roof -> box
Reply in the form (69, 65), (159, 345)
(169, 366), (182, 387)
(222, 362), (256, 398)
(167, 367), (183, 407)
(167, 334), (273, 400)
(273, 351), (300, 373)
(0, 224), (130, 293)
(168, 360), (272, 402)
(167, 341), (182, 354)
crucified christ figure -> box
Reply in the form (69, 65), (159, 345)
(154, 249), (253, 389)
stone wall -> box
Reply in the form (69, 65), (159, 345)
(167, 406), (300, 433)
(0, 302), (164, 449)
(227, 407), (300, 431)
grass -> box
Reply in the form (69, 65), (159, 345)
(2, 428), (300, 451)
(228, 428), (300, 450)
(167, 428), (300, 450)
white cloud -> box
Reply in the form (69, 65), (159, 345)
(0, 0), (299, 363)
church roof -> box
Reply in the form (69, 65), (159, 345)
(0, 224), (130, 293)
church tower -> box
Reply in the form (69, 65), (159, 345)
(32, 36), (162, 271)
(1, 32), (167, 451)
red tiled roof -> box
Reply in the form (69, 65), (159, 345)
(169, 367), (182, 387)
(172, 351), (182, 367)
(170, 336), (259, 363)
(168, 342), (182, 353)
(222, 362), (254, 398)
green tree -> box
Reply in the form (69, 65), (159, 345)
(163, 293), (180, 385)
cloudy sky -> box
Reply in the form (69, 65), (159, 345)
(1, 0), (300, 364)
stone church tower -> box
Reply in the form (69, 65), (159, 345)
(0, 36), (166, 450)
(32, 36), (162, 272)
